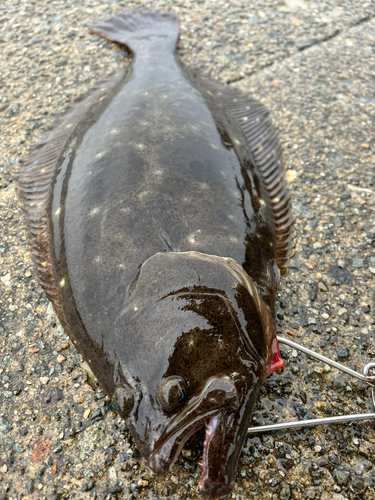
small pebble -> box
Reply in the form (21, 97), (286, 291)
(334, 468), (350, 486)
(352, 477), (365, 490)
(0, 416), (12, 436)
(352, 258), (363, 268)
(0, 273), (11, 286)
(83, 409), (91, 419)
(337, 348), (349, 360)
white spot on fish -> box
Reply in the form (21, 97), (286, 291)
(189, 124), (200, 132)
(246, 106), (250, 110)
(144, 92), (149, 96)
(118, 264), (125, 269)
(59, 278), (65, 287)
(154, 170), (163, 175)
(228, 214), (235, 220)
(259, 198), (266, 206)
(134, 306), (138, 312)
(120, 207), (130, 213)
(231, 372), (239, 377)
(200, 183), (208, 189)
(234, 139), (240, 145)
(189, 338), (194, 347)
(94, 256), (101, 263)
(89, 207), (100, 216)
(230, 236), (238, 243)
(110, 128), (119, 135)
(270, 242), (273, 247)
(137, 144), (144, 150)
(96, 150), (105, 159)
(66, 124), (73, 129)
(242, 117), (248, 122)
(274, 197), (280, 203)
(188, 237), (195, 244)
(54, 208), (61, 216)
(163, 94), (168, 98)
(256, 233), (261, 238)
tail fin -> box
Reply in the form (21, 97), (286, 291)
(88, 9), (179, 54)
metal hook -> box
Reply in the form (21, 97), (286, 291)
(248, 336), (375, 434)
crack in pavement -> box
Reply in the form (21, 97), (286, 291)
(226, 14), (375, 85)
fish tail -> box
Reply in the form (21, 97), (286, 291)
(88, 9), (179, 55)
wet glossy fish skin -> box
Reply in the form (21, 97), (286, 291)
(17, 9), (294, 499)
(109, 250), (280, 498)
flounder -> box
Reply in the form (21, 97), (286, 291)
(17, 10), (294, 498)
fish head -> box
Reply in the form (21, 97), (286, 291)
(112, 251), (283, 498)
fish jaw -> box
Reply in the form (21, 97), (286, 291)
(147, 376), (241, 487)
(198, 412), (245, 499)
(198, 381), (264, 498)
(147, 411), (238, 499)
(147, 376), (262, 499)
(146, 418), (206, 474)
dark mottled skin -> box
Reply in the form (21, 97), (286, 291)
(21, 10), (286, 499)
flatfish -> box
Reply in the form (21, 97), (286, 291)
(17, 9), (294, 498)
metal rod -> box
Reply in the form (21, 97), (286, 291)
(248, 413), (375, 433)
(277, 336), (375, 386)
(247, 338), (375, 435)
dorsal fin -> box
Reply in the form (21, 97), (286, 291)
(15, 70), (126, 325)
(200, 77), (295, 276)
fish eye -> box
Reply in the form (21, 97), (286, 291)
(113, 385), (134, 418)
(156, 376), (189, 413)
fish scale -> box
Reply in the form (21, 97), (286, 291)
(16, 9), (294, 499)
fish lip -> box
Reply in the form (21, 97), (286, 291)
(147, 409), (220, 474)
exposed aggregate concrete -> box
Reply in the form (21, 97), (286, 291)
(0, 1), (375, 499)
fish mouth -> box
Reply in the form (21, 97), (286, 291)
(147, 412), (215, 473)
(147, 376), (243, 499)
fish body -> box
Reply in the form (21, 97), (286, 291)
(17, 10), (294, 498)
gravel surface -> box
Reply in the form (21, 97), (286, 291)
(1, 1), (375, 499)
